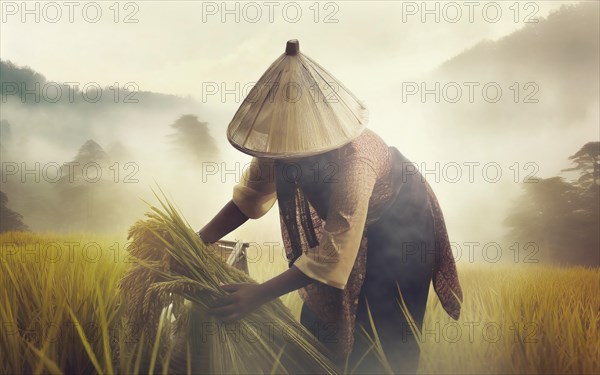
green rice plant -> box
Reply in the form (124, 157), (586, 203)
(119, 190), (339, 374)
(1, 216), (598, 374)
(416, 263), (600, 375)
(0, 232), (128, 375)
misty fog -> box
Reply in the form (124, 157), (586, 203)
(1, 1), (598, 265)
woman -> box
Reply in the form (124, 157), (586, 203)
(200, 40), (462, 374)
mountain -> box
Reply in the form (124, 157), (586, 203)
(428, 1), (599, 131)
(0, 60), (198, 109)
(0, 61), (222, 232)
(0, 60), (205, 150)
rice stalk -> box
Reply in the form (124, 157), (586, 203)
(26, 341), (64, 375)
(396, 283), (422, 352)
(355, 298), (394, 375)
(67, 306), (103, 374)
(119, 189), (339, 374)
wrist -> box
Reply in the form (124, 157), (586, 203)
(197, 230), (214, 244)
(257, 282), (278, 304)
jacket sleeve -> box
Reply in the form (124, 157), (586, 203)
(293, 157), (377, 289)
(232, 157), (277, 219)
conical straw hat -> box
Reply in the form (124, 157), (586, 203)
(227, 39), (368, 159)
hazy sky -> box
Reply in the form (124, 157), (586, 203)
(1, 1), (583, 163)
(1, 1), (577, 99)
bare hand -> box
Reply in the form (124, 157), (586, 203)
(209, 283), (269, 322)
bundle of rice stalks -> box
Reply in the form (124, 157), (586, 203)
(119, 191), (339, 374)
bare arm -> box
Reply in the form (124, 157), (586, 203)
(261, 265), (314, 300)
(198, 200), (249, 243)
(209, 265), (314, 322)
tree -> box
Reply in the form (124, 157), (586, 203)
(0, 119), (12, 157)
(504, 142), (599, 266)
(56, 139), (129, 232)
(562, 142), (600, 264)
(169, 115), (219, 162)
(0, 191), (28, 232)
(562, 141), (600, 190)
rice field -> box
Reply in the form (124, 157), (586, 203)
(0, 230), (598, 374)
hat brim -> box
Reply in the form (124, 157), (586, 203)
(226, 46), (368, 158)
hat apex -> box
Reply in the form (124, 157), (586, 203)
(285, 39), (299, 55)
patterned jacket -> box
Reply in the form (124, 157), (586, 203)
(233, 129), (463, 358)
